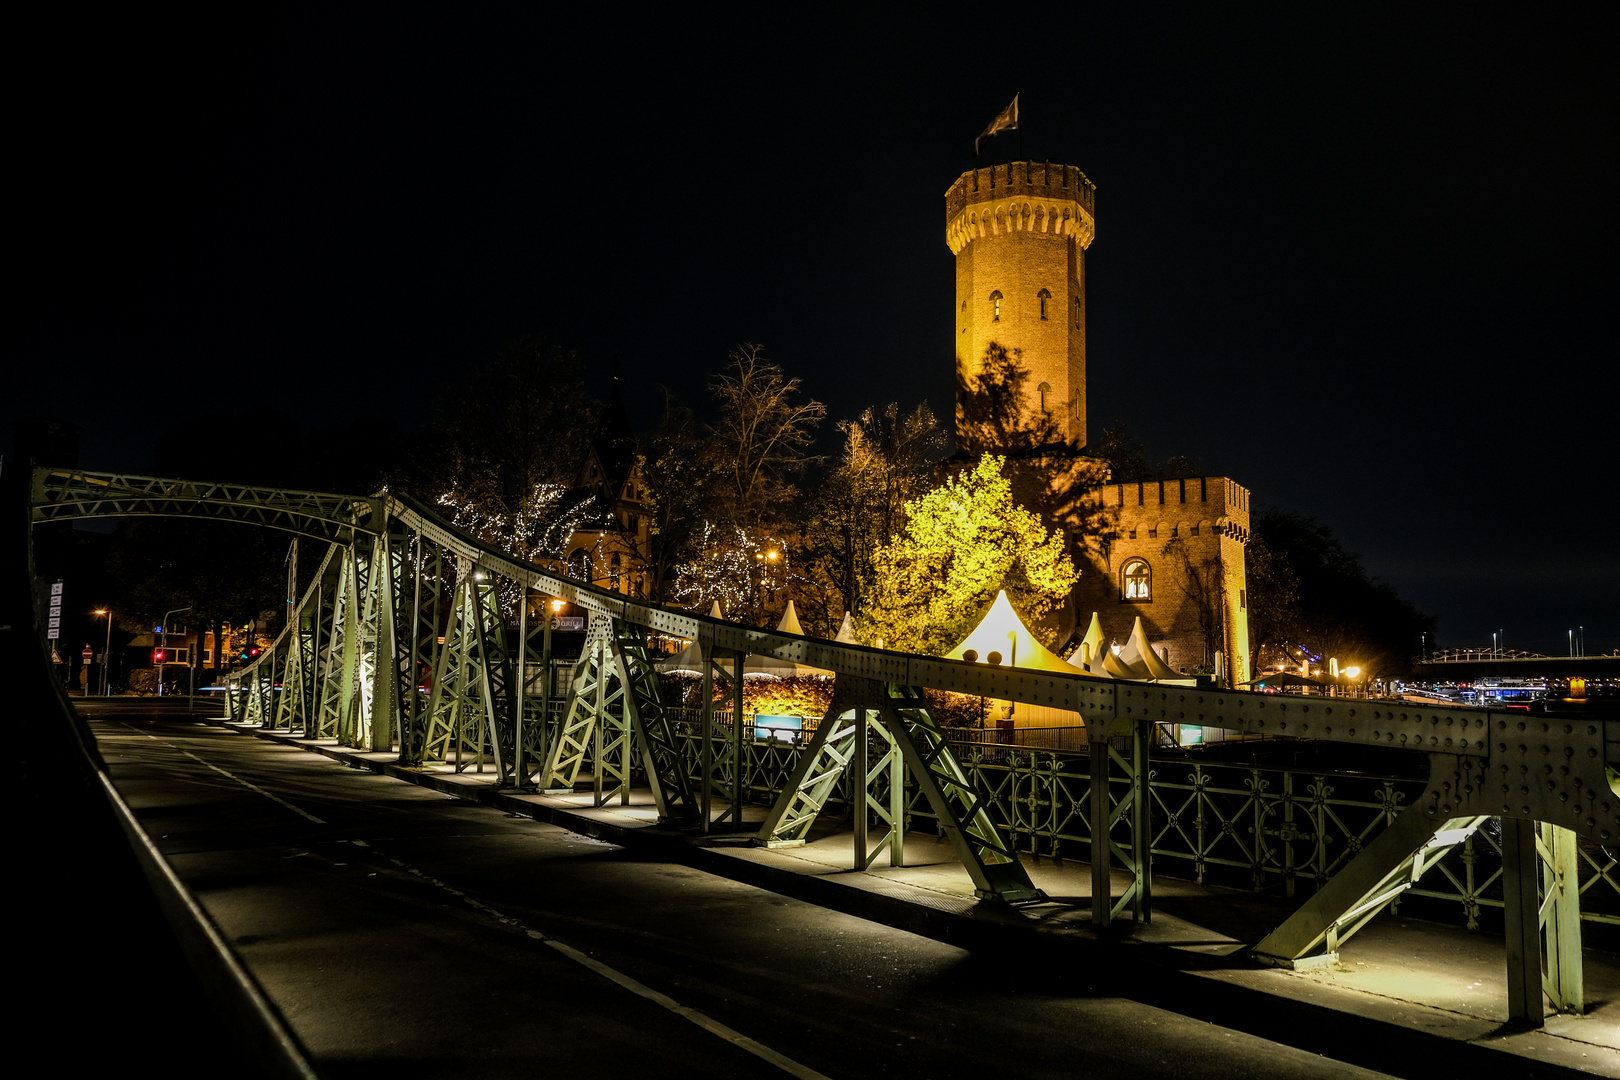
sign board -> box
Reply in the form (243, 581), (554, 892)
(552, 616), (585, 632)
(48, 580), (62, 640)
(82, 647), (93, 660)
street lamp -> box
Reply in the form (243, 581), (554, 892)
(94, 609), (112, 696)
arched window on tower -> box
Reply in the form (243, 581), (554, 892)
(989, 290), (1003, 321)
(1037, 381), (1051, 413)
(1122, 559), (1151, 602)
(1037, 288), (1051, 319)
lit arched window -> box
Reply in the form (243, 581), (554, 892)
(989, 290), (1003, 321)
(566, 549), (590, 581)
(1037, 288), (1051, 319)
(1122, 559), (1151, 601)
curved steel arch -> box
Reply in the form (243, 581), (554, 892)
(30, 468), (380, 545)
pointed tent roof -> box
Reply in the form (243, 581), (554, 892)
(776, 599), (805, 636)
(1066, 612), (1106, 669)
(834, 612), (860, 644)
(744, 601), (832, 678)
(1071, 614), (1185, 681)
(945, 591), (1083, 673)
(1119, 616), (1183, 680)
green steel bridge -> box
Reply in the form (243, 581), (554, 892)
(27, 466), (1620, 1027)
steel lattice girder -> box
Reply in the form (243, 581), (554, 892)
(31, 469), (378, 544)
(756, 677), (1045, 904)
(536, 616), (614, 793)
(606, 625), (696, 822)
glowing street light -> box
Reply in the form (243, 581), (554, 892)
(94, 609), (112, 696)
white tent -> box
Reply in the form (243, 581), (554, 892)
(655, 637), (707, 676)
(1119, 616), (1184, 680)
(743, 600), (833, 679)
(656, 600), (728, 675)
(945, 591), (1083, 674)
(1067, 612), (1188, 682)
(1066, 612), (1107, 670)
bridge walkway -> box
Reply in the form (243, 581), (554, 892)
(235, 717), (1620, 1076)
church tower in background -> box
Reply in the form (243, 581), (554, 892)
(946, 161), (1096, 447)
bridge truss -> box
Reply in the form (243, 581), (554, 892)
(28, 467), (1620, 1025)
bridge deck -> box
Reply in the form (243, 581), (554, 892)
(229, 714), (1620, 1070)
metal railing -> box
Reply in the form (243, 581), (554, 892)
(649, 715), (1619, 928)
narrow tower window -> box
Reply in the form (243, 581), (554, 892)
(989, 290), (1003, 321)
(1037, 288), (1051, 319)
(1037, 381), (1051, 413)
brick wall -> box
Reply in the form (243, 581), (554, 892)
(1073, 476), (1252, 682)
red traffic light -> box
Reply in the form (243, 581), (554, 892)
(153, 650), (166, 662)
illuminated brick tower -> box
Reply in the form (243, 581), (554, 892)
(946, 161), (1096, 447)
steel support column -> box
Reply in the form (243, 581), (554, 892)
(1539, 823), (1584, 1014)
(1503, 816), (1544, 1024)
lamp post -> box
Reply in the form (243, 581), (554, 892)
(94, 609), (113, 696)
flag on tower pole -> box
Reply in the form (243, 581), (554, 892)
(975, 94), (1019, 155)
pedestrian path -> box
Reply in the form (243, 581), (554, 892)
(247, 722), (1620, 1077)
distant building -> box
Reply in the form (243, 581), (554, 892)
(945, 161), (1252, 683)
(562, 383), (651, 599)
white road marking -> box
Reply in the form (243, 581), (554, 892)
(358, 840), (830, 1080)
(179, 751), (328, 824)
(117, 721), (329, 824)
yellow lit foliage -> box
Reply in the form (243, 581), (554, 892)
(857, 455), (1076, 656)
(661, 674), (834, 720)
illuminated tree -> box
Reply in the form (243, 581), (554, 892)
(672, 522), (803, 627)
(857, 455), (1077, 656)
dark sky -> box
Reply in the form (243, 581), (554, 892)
(15, 6), (1616, 654)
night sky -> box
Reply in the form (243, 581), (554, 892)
(15, 6), (1615, 654)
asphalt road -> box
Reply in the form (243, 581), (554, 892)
(89, 702), (1397, 1079)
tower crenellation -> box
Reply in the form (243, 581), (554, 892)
(947, 160), (1096, 447)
